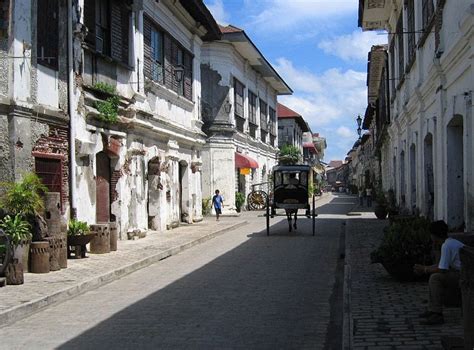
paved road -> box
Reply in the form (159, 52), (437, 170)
(0, 194), (357, 349)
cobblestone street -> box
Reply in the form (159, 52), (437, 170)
(346, 208), (464, 350)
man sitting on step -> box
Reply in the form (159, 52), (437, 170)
(414, 220), (464, 325)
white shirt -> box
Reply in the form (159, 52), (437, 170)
(438, 238), (464, 271)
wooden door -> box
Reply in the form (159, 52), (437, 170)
(96, 152), (110, 223)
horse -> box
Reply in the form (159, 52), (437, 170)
(285, 209), (298, 232)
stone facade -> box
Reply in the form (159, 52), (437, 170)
(0, 0), (70, 219)
(359, 0), (474, 230)
(71, 0), (220, 236)
(200, 25), (292, 212)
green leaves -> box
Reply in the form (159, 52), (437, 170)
(235, 192), (245, 209)
(0, 173), (47, 216)
(202, 197), (212, 216)
(92, 82), (120, 124)
(0, 214), (32, 246)
(278, 145), (301, 165)
(370, 216), (433, 267)
(67, 219), (90, 236)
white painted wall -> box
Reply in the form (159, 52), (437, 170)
(380, 1), (473, 229)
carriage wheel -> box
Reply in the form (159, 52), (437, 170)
(247, 190), (268, 210)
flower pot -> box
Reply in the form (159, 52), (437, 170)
(374, 205), (388, 220)
(67, 233), (96, 259)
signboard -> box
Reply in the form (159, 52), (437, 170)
(240, 168), (251, 175)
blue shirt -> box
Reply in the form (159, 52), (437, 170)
(438, 238), (464, 271)
(212, 194), (223, 209)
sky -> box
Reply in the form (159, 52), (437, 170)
(203, 0), (387, 162)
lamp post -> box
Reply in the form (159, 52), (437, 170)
(173, 65), (184, 83)
(356, 115), (362, 139)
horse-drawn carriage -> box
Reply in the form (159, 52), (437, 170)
(249, 165), (316, 236)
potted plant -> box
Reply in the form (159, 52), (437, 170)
(370, 216), (433, 281)
(0, 173), (48, 241)
(0, 214), (32, 282)
(278, 145), (301, 165)
(67, 219), (95, 258)
(235, 192), (245, 213)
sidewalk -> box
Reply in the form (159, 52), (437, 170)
(0, 215), (248, 327)
(344, 206), (463, 349)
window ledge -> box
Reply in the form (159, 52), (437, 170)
(145, 78), (194, 112)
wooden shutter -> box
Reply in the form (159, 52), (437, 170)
(164, 34), (173, 90)
(143, 16), (152, 79)
(121, 5), (129, 64)
(84, 0), (96, 48)
(234, 79), (244, 117)
(37, 0), (59, 70)
(183, 52), (193, 100)
(171, 42), (179, 93)
(110, 0), (129, 64)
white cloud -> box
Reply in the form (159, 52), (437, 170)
(248, 0), (356, 31)
(318, 30), (387, 62)
(273, 58), (367, 161)
(274, 58), (366, 128)
(336, 126), (354, 139)
(205, 0), (229, 25)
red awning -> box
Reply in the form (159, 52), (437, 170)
(303, 142), (317, 153)
(235, 152), (259, 169)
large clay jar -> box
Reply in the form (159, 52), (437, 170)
(30, 241), (50, 274)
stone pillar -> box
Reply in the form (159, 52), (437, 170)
(460, 246), (474, 350)
(90, 224), (110, 254)
(45, 192), (67, 269)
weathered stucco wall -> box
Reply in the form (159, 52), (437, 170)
(0, 37), (8, 96)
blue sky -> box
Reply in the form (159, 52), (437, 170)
(203, 0), (387, 162)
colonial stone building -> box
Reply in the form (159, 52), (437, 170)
(0, 0), (222, 237)
(359, 0), (473, 230)
(0, 1), (71, 216)
(200, 25), (292, 212)
(72, 0), (220, 235)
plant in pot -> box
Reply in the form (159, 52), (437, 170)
(235, 192), (245, 213)
(0, 173), (48, 241)
(0, 214), (32, 283)
(67, 219), (94, 258)
(370, 216), (433, 281)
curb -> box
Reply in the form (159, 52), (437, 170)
(342, 219), (353, 350)
(0, 220), (248, 328)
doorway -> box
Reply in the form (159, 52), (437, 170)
(179, 161), (189, 222)
(147, 157), (161, 230)
(409, 144), (416, 211)
(96, 152), (111, 223)
(447, 115), (464, 229)
(424, 134), (434, 220)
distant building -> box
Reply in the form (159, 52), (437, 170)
(277, 103), (310, 153)
(200, 24), (292, 212)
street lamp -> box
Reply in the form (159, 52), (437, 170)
(356, 115), (362, 139)
(173, 65), (184, 83)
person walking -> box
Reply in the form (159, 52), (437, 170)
(212, 189), (224, 221)
(366, 187), (372, 207)
(413, 220), (464, 325)
(358, 187), (364, 206)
